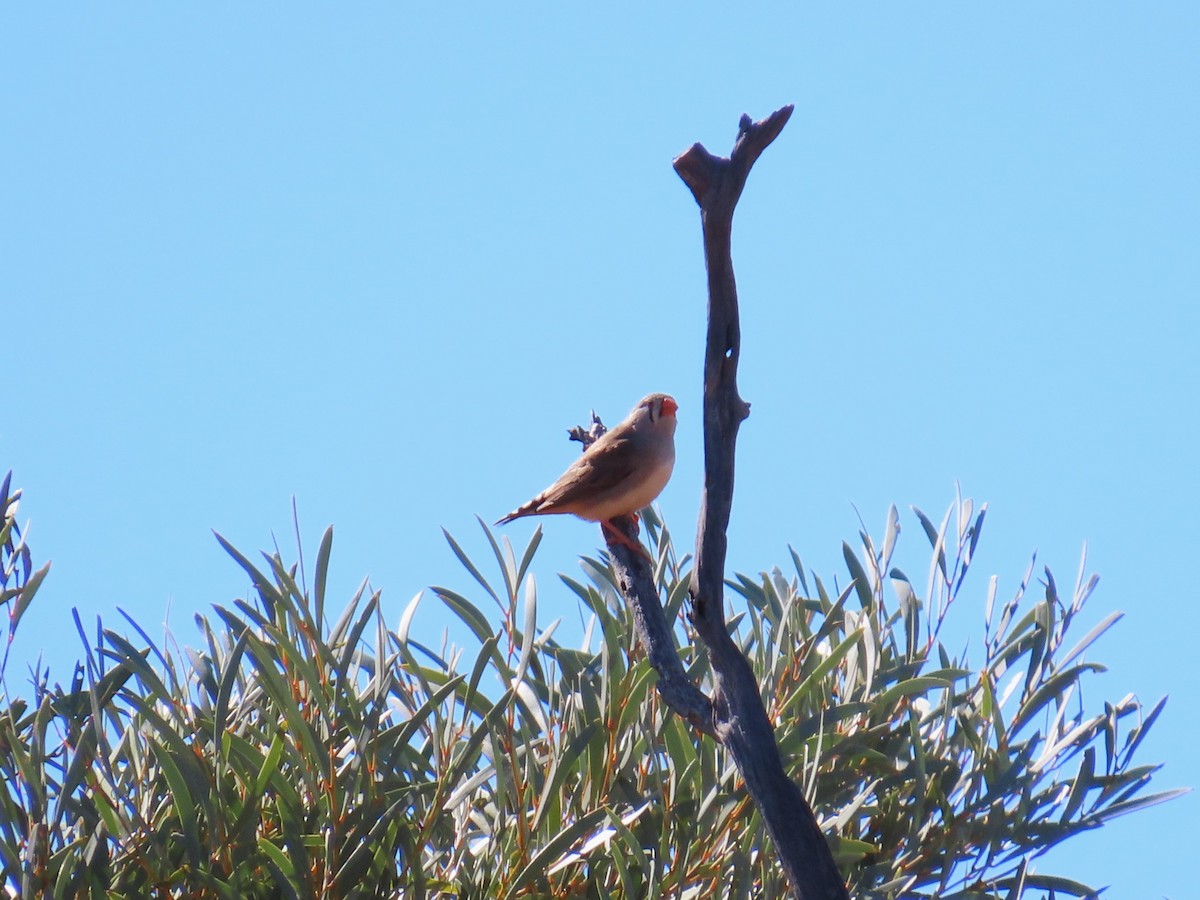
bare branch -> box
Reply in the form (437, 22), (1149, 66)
(604, 524), (715, 736)
(675, 106), (850, 900)
(573, 419), (715, 735)
(584, 106), (846, 898)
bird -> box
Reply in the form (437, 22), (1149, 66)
(496, 393), (678, 552)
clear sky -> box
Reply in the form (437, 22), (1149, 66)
(5, 5), (1196, 895)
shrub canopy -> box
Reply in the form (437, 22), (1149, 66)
(0, 476), (1180, 897)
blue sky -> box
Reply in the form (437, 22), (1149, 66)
(4, 5), (1196, 895)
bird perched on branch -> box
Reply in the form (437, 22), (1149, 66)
(496, 393), (678, 551)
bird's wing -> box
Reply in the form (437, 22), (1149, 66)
(535, 434), (641, 511)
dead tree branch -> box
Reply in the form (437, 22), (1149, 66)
(597, 107), (849, 900)
(571, 423), (715, 736)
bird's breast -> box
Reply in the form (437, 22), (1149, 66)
(584, 445), (674, 521)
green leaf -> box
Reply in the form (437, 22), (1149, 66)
(10, 561), (49, 631)
(1088, 787), (1190, 824)
(1060, 746), (1096, 824)
(874, 676), (955, 712)
(504, 808), (608, 899)
(313, 525), (334, 626)
(530, 723), (599, 833)
(214, 625), (252, 758)
(513, 573), (538, 686)
(781, 628), (860, 710)
(214, 530), (283, 617)
(514, 525), (544, 596)
(912, 505), (948, 581)
(443, 527), (500, 607)
(258, 837), (302, 897)
(432, 586), (495, 646)
(1011, 663), (1106, 734)
(1120, 694), (1168, 768)
(842, 542), (874, 610)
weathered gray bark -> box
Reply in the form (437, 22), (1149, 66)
(597, 108), (850, 900)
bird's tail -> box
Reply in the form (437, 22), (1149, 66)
(494, 496), (547, 525)
(494, 501), (535, 527)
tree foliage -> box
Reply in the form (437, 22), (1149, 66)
(0, 474), (1181, 897)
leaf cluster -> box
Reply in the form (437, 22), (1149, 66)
(0, 481), (1181, 898)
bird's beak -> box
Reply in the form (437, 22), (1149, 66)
(661, 397), (678, 418)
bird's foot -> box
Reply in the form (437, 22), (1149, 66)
(601, 519), (652, 562)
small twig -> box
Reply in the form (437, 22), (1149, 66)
(567, 413), (607, 448)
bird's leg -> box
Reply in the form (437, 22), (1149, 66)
(601, 518), (652, 561)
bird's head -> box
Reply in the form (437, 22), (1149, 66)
(631, 393), (678, 435)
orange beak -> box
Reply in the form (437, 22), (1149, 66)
(662, 396), (679, 417)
